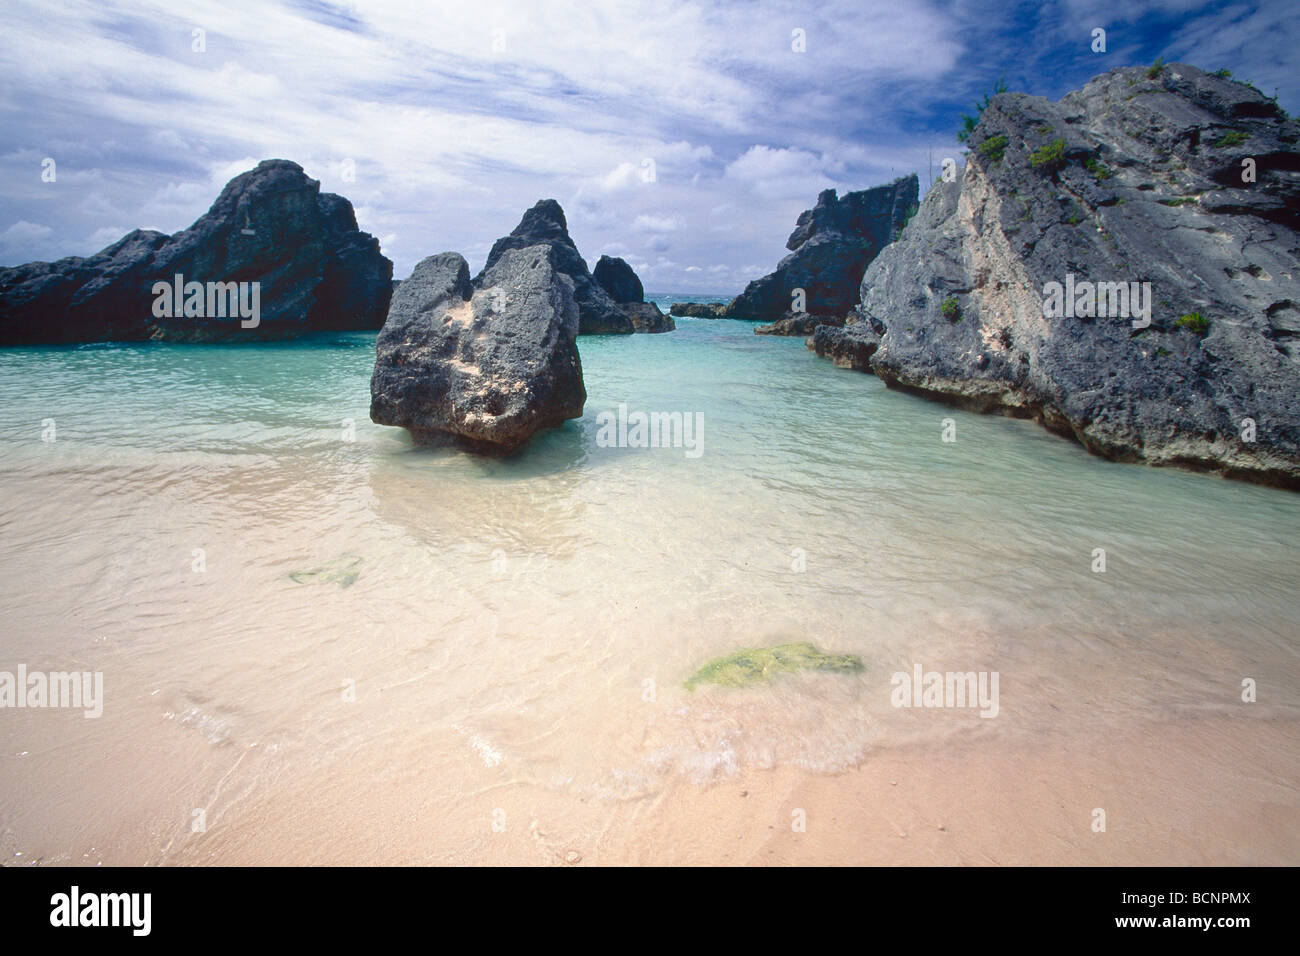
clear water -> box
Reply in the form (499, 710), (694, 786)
(1, 298), (1297, 862)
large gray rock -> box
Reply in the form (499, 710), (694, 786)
(820, 64), (1300, 489)
(478, 200), (633, 335)
(725, 175), (918, 324)
(0, 159), (392, 344)
(370, 247), (585, 453)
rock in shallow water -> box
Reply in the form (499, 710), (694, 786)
(756, 311), (844, 336)
(369, 248), (586, 453)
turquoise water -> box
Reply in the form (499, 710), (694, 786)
(1, 301), (1298, 860)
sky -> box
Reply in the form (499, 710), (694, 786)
(0, 0), (1296, 294)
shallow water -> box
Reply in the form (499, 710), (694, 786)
(1, 300), (1298, 862)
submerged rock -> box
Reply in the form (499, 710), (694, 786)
(370, 248), (585, 453)
(822, 64), (1300, 489)
(478, 200), (633, 335)
(0, 159), (392, 345)
(724, 176), (918, 322)
(591, 254), (674, 333)
(684, 642), (864, 690)
(290, 555), (363, 588)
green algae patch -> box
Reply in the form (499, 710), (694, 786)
(684, 642), (864, 690)
(290, 554), (362, 588)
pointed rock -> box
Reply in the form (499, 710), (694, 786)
(479, 200), (633, 335)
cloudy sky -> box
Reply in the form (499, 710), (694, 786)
(1, 0), (1296, 293)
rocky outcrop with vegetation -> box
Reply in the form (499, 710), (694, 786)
(814, 64), (1300, 488)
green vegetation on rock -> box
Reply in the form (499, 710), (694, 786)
(1212, 130), (1248, 148)
(683, 642), (864, 690)
(1146, 58), (1165, 80)
(1085, 157), (1113, 180)
(977, 134), (1009, 164)
(1029, 138), (1067, 171)
(941, 296), (962, 322)
(1176, 312), (1210, 333)
(290, 554), (362, 588)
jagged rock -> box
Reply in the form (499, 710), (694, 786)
(724, 176), (918, 321)
(478, 200), (633, 335)
(756, 311), (843, 336)
(592, 255), (644, 304)
(668, 302), (729, 318)
(823, 64), (1300, 489)
(0, 159), (392, 344)
(369, 247), (585, 453)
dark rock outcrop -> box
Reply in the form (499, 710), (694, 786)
(478, 200), (633, 335)
(757, 312), (844, 336)
(620, 301), (675, 333)
(370, 248), (585, 453)
(591, 254), (674, 333)
(0, 159), (392, 344)
(668, 302), (729, 318)
(818, 64), (1300, 489)
(592, 255), (644, 304)
(724, 175), (918, 323)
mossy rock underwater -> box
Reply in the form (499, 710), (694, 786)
(684, 642), (864, 690)
(290, 554), (362, 588)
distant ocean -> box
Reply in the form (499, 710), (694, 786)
(2, 299), (1298, 863)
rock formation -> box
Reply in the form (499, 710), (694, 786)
(724, 175), (918, 328)
(478, 200), (634, 335)
(592, 254), (674, 333)
(592, 255), (644, 304)
(814, 64), (1300, 489)
(756, 312), (844, 336)
(0, 159), (392, 345)
(668, 302), (729, 318)
(370, 248), (585, 453)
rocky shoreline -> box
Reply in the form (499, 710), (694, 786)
(3, 64), (1298, 480)
(810, 64), (1300, 490)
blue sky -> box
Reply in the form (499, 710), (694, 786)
(0, 0), (1295, 293)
